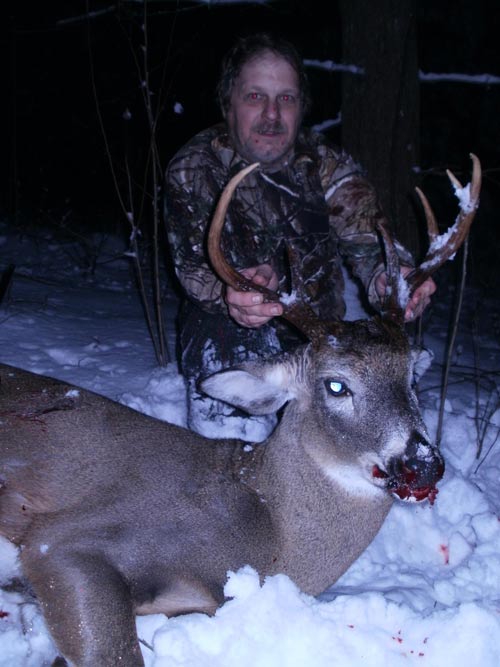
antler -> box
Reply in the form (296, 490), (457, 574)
(376, 154), (482, 324)
(375, 219), (406, 324)
(209, 156), (481, 333)
(207, 163), (329, 341)
(406, 153), (482, 292)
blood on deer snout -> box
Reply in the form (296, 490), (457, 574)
(376, 431), (445, 505)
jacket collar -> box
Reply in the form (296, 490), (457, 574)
(210, 123), (317, 175)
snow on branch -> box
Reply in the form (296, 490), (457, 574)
(304, 59), (365, 76)
(312, 114), (342, 134)
(419, 70), (500, 85)
(304, 59), (500, 86)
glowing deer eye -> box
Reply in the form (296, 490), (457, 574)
(325, 380), (350, 397)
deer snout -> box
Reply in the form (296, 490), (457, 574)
(384, 432), (444, 505)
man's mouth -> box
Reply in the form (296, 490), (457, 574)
(255, 123), (285, 136)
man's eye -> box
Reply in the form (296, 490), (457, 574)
(325, 380), (350, 397)
(247, 92), (261, 101)
(280, 94), (295, 103)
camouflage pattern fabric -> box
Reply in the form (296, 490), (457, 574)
(164, 123), (412, 440)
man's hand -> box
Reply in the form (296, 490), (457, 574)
(225, 264), (283, 328)
(375, 267), (436, 322)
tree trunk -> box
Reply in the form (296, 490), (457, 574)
(339, 0), (420, 255)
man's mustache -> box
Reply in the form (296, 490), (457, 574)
(254, 121), (286, 134)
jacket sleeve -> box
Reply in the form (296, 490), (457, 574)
(319, 148), (414, 310)
(164, 148), (228, 315)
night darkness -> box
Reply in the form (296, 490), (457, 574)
(2, 0), (500, 287)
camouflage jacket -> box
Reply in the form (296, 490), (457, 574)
(164, 123), (410, 321)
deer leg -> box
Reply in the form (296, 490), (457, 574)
(21, 547), (143, 667)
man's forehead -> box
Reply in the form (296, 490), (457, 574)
(235, 52), (299, 88)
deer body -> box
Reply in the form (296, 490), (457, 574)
(0, 316), (442, 667)
(0, 157), (480, 666)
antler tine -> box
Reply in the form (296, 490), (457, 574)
(406, 154), (482, 293)
(375, 220), (405, 325)
(414, 186), (439, 244)
(207, 164), (330, 341)
(281, 245), (331, 339)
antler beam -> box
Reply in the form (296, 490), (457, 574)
(207, 163), (329, 340)
(406, 153), (482, 293)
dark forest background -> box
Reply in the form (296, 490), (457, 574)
(2, 0), (500, 290)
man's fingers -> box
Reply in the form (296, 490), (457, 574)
(226, 286), (264, 307)
(227, 301), (283, 328)
(250, 272), (268, 286)
(240, 263), (279, 291)
(224, 264), (282, 327)
(230, 302), (282, 319)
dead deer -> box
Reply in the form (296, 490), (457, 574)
(0, 155), (480, 667)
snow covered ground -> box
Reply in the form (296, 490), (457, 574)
(0, 219), (499, 666)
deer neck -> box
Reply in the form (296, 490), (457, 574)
(251, 404), (393, 591)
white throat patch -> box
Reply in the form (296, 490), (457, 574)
(321, 460), (386, 499)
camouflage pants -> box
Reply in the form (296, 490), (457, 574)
(178, 301), (299, 442)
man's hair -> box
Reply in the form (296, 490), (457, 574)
(216, 33), (312, 117)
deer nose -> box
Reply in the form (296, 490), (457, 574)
(387, 432), (445, 504)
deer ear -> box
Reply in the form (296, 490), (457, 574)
(200, 367), (294, 415)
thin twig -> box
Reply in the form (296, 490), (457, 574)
(142, 2), (168, 364)
(475, 427), (500, 473)
(124, 156), (162, 364)
(436, 237), (469, 446)
(85, 1), (128, 218)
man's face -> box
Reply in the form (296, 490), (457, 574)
(226, 51), (302, 169)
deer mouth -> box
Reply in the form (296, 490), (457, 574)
(372, 452), (445, 506)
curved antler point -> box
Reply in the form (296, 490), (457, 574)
(469, 153), (482, 200)
(446, 168), (463, 190)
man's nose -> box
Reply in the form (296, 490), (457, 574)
(263, 99), (280, 120)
